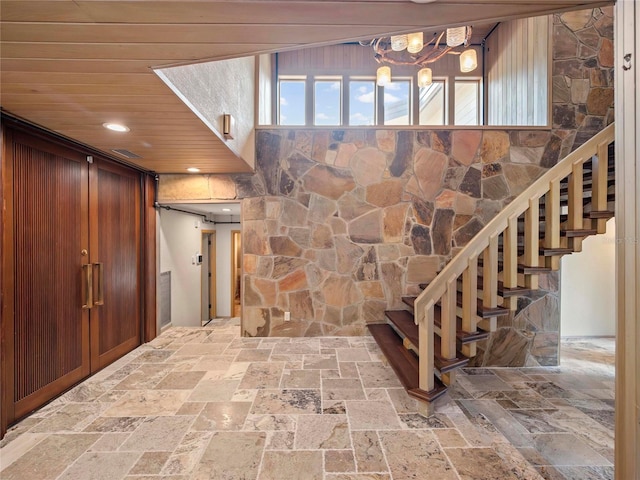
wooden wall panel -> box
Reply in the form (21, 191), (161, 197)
(485, 15), (550, 126)
(90, 160), (142, 370)
(8, 130), (90, 419)
(277, 43), (484, 78)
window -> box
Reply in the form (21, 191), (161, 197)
(349, 80), (375, 126)
(454, 79), (481, 126)
(419, 80), (446, 126)
(314, 79), (341, 126)
(383, 80), (411, 126)
(275, 75), (482, 126)
(278, 78), (305, 126)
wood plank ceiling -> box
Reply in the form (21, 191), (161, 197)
(0, 0), (612, 174)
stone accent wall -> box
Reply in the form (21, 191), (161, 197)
(238, 128), (557, 339)
(158, 7), (613, 367)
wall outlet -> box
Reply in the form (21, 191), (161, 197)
(284, 311), (291, 322)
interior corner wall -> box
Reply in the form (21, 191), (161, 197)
(159, 209), (205, 327)
(560, 218), (616, 337)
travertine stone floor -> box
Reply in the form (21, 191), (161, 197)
(0, 319), (614, 480)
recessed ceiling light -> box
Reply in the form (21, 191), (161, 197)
(186, 167), (200, 173)
(222, 208), (231, 212)
(103, 122), (130, 132)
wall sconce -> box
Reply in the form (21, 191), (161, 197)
(222, 113), (235, 139)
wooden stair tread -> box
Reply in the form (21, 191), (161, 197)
(451, 291), (509, 317)
(477, 259), (552, 275)
(433, 306), (490, 344)
(402, 296), (416, 308)
(588, 210), (615, 219)
(384, 310), (469, 373)
(385, 310), (419, 346)
(561, 228), (598, 238)
(367, 323), (448, 402)
(497, 281), (534, 297)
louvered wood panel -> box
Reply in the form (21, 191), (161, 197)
(485, 15), (550, 125)
(90, 159), (142, 370)
(11, 131), (90, 415)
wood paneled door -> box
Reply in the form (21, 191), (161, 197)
(1, 124), (143, 433)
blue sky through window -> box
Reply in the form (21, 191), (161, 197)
(384, 80), (410, 125)
(314, 81), (341, 125)
(279, 80), (305, 125)
(349, 81), (375, 126)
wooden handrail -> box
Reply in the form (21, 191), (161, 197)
(414, 122), (614, 391)
(414, 122), (615, 323)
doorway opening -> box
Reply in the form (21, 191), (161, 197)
(231, 230), (242, 318)
(201, 230), (216, 325)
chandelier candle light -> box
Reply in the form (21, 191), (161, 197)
(363, 26), (477, 86)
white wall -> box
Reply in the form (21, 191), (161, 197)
(159, 209), (207, 327)
(157, 56), (256, 167)
(560, 218), (616, 337)
(214, 223), (240, 317)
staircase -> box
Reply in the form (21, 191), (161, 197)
(368, 124), (616, 402)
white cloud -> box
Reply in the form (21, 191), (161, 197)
(384, 93), (401, 103)
(316, 113), (330, 120)
(350, 112), (373, 125)
(357, 91), (375, 103)
(280, 97), (288, 106)
(385, 82), (402, 91)
(330, 81), (341, 90)
(358, 86), (369, 94)
(280, 114), (287, 122)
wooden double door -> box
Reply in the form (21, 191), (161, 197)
(1, 126), (143, 427)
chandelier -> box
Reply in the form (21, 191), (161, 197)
(361, 26), (478, 87)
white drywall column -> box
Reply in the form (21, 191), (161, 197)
(561, 218), (616, 337)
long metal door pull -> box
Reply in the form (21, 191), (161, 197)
(82, 263), (93, 309)
(94, 262), (104, 306)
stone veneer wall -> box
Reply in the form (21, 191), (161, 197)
(157, 7), (613, 367)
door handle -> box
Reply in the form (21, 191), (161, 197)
(93, 262), (104, 306)
(82, 263), (93, 309)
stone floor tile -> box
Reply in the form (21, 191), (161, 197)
(120, 416), (193, 452)
(346, 400), (402, 430)
(58, 451), (141, 480)
(323, 378), (366, 401)
(0, 433), (100, 480)
(379, 430), (458, 479)
(280, 369), (321, 388)
(191, 402), (251, 431)
(251, 389), (321, 414)
(258, 450), (323, 480)
(356, 363), (403, 388)
(153, 371), (206, 389)
(295, 414), (350, 449)
(191, 431), (266, 480)
(445, 447), (525, 479)
(238, 362), (284, 389)
(325, 449), (356, 472)
(104, 390), (189, 417)
(531, 433), (612, 466)
(128, 451), (171, 475)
